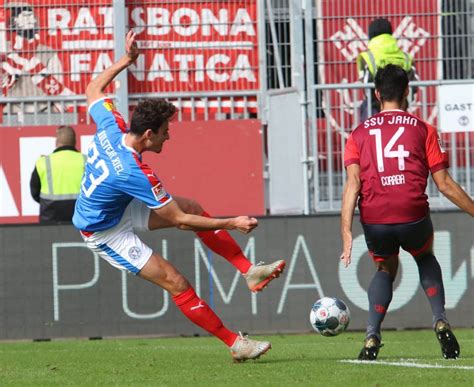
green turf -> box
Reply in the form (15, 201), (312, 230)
(0, 329), (473, 386)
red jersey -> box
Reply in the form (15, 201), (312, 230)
(344, 110), (449, 224)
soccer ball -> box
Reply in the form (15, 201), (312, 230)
(310, 297), (350, 336)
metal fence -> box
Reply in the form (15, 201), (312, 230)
(263, 0), (474, 213)
(312, 80), (474, 211)
(309, 0), (474, 212)
(0, 91), (259, 126)
(0, 0), (261, 124)
(2, 0), (474, 213)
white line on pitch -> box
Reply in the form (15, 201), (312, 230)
(374, 338), (474, 345)
(339, 359), (474, 370)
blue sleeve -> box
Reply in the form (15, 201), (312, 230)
(122, 160), (173, 209)
(88, 97), (129, 134)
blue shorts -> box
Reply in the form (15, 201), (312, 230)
(80, 199), (153, 274)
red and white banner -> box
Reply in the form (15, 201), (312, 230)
(1, 0), (259, 97)
(128, 1), (259, 93)
(0, 120), (264, 224)
(317, 0), (440, 128)
(0, 6), (6, 55)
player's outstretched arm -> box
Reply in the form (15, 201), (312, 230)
(432, 169), (474, 216)
(340, 164), (361, 267)
(85, 30), (139, 106)
(153, 201), (258, 233)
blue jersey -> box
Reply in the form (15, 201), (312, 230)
(73, 97), (173, 231)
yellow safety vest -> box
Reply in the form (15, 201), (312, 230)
(357, 34), (413, 77)
(36, 150), (86, 200)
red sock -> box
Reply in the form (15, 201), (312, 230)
(172, 287), (238, 347)
(196, 211), (252, 274)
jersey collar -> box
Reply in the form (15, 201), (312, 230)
(121, 134), (141, 160)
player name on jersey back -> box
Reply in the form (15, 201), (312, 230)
(73, 97), (173, 232)
(344, 110), (448, 224)
(365, 113), (416, 188)
(98, 130), (125, 176)
(364, 114), (418, 128)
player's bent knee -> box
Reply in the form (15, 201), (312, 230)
(165, 272), (190, 295)
(376, 260), (398, 279)
(413, 250), (434, 262)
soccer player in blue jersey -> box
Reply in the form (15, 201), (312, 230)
(73, 31), (285, 362)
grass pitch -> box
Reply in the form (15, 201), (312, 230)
(1, 329), (473, 386)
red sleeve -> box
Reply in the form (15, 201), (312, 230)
(344, 134), (360, 167)
(425, 124), (449, 174)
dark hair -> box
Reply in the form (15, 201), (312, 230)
(374, 64), (409, 104)
(130, 99), (177, 135)
(368, 18), (392, 40)
(56, 125), (76, 146)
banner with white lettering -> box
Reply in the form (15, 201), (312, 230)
(128, 1), (258, 93)
(0, 212), (472, 340)
(317, 0), (440, 128)
(1, 0), (258, 99)
(438, 84), (474, 133)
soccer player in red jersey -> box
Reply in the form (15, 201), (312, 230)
(340, 64), (474, 360)
(75, 31), (286, 362)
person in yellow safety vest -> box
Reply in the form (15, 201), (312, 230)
(356, 18), (419, 121)
(30, 125), (86, 224)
